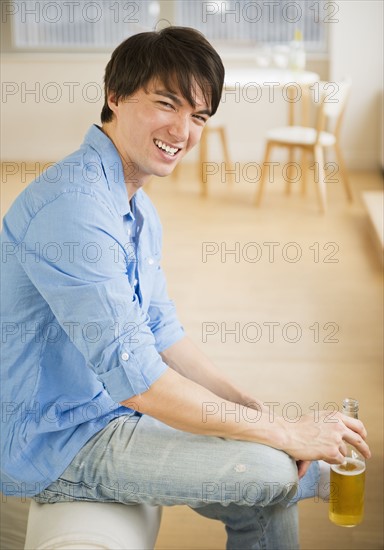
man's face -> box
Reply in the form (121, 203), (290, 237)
(104, 79), (211, 193)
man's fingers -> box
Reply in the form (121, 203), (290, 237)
(344, 435), (371, 459)
(341, 414), (368, 439)
(324, 452), (346, 465)
(338, 415), (371, 458)
(339, 442), (349, 457)
(332, 450), (346, 464)
(296, 460), (311, 479)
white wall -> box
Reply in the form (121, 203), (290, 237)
(329, 0), (383, 170)
(1, 54), (109, 162)
(1, 1), (383, 169)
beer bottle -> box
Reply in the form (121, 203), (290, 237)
(329, 398), (366, 526)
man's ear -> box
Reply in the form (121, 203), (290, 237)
(107, 91), (119, 115)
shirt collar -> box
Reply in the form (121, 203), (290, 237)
(83, 124), (131, 217)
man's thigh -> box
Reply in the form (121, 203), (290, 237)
(34, 414), (298, 508)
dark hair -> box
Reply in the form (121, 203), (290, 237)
(100, 26), (225, 123)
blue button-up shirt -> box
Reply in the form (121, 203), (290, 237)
(0, 125), (184, 496)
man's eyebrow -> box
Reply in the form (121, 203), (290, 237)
(153, 89), (211, 116)
(154, 89), (183, 106)
(195, 107), (212, 117)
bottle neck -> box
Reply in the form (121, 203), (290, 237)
(342, 397), (359, 419)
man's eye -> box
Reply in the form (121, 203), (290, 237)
(159, 101), (174, 109)
(193, 114), (208, 123)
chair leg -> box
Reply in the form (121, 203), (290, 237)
(314, 145), (326, 213)
(334, 142), (353, 202)
(218, 127), (234, 186)
(301, 149), (308, 195)
(255, 142), (273, 206)
(199, 131), (208, 197)
(285, 147), (295, 194)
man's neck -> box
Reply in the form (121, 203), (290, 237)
(100, 123), (148, 200)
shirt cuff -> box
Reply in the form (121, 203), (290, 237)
(97, 345), (168, 403)
(153, 323), (185, 353)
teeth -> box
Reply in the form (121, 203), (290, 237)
(154, 139), (179, 156)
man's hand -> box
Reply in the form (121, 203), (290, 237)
(278, 411), (371, 464)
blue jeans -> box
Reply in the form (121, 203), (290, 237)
(34, 414), (320, 549)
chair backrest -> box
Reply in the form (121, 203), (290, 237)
(315, 78), (352, 139)
(321, 78), (352, 118)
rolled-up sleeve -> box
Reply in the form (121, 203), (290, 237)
(15, 190), (168, 403)
(147, 263), (185, 353)
(143, 198), (185, 352)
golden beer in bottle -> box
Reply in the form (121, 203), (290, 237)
(329, 398), (366, 527)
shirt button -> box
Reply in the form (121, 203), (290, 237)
(148, 258), (154, 265)
(121, 352), (129, 361)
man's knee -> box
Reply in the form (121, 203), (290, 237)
(201, 446), (298, 507)
(243, 449), (298, 506)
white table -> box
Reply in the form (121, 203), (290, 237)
(223, 67), (319, 86)
(221, 68), (320, 125)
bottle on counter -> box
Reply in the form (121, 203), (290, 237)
(289, 29), (306, 71)
(329, 398), (366, 527)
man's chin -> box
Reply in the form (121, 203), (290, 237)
(153, 164), (180, 178)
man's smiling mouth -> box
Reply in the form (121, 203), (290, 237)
(154, 139), (180, 156)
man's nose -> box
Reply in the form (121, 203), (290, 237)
(168, 114), (189, 142)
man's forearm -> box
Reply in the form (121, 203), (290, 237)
(121, 367), (283, 448)
(160, 336), (265, 412)
(120, 366), (371, 464)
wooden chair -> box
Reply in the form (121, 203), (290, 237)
(254, 78), (353, 213)
(200, 123), (233, 195)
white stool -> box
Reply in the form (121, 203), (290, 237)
(24, 500), (162, 550)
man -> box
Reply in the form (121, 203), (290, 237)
(1, 27), (370, 549)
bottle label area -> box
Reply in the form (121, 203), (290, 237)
(329, 458), (365, 527)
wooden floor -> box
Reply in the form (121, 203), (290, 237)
(150, 166), (384, 550)
(1, 163), (383, 549)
